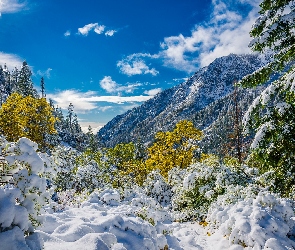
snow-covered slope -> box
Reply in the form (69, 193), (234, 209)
(98, 54), (264, 147)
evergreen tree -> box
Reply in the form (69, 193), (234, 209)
(16, 61), (38, 97)
(0, 64), (13, 104)
(0, 66), (5, 105)
(67, 103), (74, 133)
(40, 77), (46, 98)
(86, 125), (99, 152)
(241, 0), (295, 195)
(72, 114), (82, 134)
(9, 67), (19, 95)
(242, 0), (295, 87)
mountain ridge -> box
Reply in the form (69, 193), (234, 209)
(98, 53), (265, 148)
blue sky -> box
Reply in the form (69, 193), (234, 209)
(0, 0), (261, 132)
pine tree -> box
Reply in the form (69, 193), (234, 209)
(0, 66), (5, 105)
(67, 103), (74, 133)
(16, 61), (38, 97)
(241, 0), (295, 87)
(0, 64), (13, 104)
(240, 0), (295, 195)
(86, 125), (99, 152)
(40, 77), (46, 98)
(9, 67), (19, 95)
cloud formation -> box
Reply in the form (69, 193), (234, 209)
(105, 30), (117, 36)
(99, 76), (142, 93)
(64, 30), (71, 37)
(37, 68), (52, 78)
(99, 76), (117, 93)
(0, 0), (26, 15)
(118, 0), (261, 74)
(47, 89), (154, 113)
(144, 88), (162, 96)
(117, 53), (159, 76)
(159, 0), (261, 72)
(94, 25), (106, 35)
(77, 23), (118, 37)
(0, 52), (23, 69)
(78, 23), (102, 36)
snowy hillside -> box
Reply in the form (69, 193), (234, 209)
(98, 54), (265, 147)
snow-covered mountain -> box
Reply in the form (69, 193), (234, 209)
(98, 54), (264, 148)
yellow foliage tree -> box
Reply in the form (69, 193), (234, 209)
(0, 92), (57, 150)
(145, 120), (203, 178)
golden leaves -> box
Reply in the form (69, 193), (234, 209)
(0, 93), (57, 150)
(145, 120), (202, 178)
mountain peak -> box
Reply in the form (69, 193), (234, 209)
(98, 53), (264, 147)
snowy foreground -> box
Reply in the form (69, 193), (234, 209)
(2, 186), (295, 250)
(37, 196), (210, 250)
(1, 138), (295, 250)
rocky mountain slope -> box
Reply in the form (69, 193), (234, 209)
(98, 54), (265, 148)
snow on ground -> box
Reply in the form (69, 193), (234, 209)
(171, 222), (209, 250)
(36, 195), (210, 250)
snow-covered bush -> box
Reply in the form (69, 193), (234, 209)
(74, 148), (111, 192)
(50, 146), (79, 192)
(207, 190), (295, 249)
(0, 187), (29, 233)
(0, 187), (44, 250)
(37, 151), (60, 187)
(0, 137), (52, 249)
(75, 160), (109, 193)
(52, 146), (111, 195)
(97, 188), (121, 206)
(143, 170), (172, 207)
(82, 187), (172, 227)
(168, 160), (254, 221)
(130, 194), (172, 226)
(3, 137), (50, 231)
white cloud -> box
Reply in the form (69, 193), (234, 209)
(77, 23), (117, 36)
(0, 0), (26, 15)
(99, 76), (142, 94)
(78, 23), (98, 36)
(144, 88), (162, 96)
(37, 68), (52, 78)
(47, 90), (98, 113)
(118, 0), (261, 74)
(159, 0), (261, 71)
(122, 83), (142, 93)
(105, 30), (117, 36)
(0, 52), (23, 69)
(88, 95), (152, 104)
(100, 76), (118, 93)
(64, 30), (71, 37)
(94, 25), (106, 34)
(117, 53), (159, 76)
(47, 89), (154, 113)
